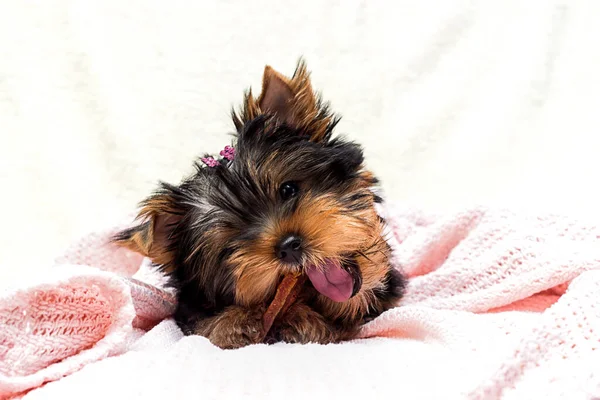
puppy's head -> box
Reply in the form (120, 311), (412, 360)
(115, 61), (391, 317)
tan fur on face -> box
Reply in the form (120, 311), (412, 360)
(317, 227), (391, 323)
(231, 187), (390, 320)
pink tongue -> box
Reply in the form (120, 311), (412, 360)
(305, 259), (353, 303)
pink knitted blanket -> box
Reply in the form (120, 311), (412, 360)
(0, 224), (177, 399)
(1, 205), (599, 399)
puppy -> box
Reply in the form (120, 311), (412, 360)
(114, 60), (405, 349)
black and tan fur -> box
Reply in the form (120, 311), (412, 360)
(114, 60), (405, 349)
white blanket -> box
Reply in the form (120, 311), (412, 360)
(12, 205), (600, 400)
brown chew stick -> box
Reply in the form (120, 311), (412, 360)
(261, 274), (306, 340)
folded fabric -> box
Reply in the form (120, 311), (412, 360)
(0, 227), (176, 398)
(1, 204), (600, 399)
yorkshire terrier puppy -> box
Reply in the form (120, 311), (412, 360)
(114, 60), (405, 349)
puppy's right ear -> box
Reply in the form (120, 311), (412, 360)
(257, 65), (296, 126)
(232, 59), (338, 142)
(113, 192), (181, 270)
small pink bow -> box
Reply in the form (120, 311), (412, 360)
(201, 145), (235, 167)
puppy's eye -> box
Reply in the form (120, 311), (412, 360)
(279, 181), (299, 200)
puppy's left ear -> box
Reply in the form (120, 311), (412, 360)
(113, 192), (181, 271)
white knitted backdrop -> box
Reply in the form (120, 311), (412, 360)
(1, 0), (600, 280)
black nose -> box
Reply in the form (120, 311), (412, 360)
(276, 235), (303, 264)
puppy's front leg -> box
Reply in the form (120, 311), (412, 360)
(274, 303), (355, 345)
(194, 305), (265, 349)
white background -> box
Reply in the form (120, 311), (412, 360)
(1, 0), (600, 279)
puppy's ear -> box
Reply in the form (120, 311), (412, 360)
(233, 59), (338, 142)
(258, 66), (298, 126)
(113, 193), (180, 270)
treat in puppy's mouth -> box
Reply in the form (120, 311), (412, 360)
(262, 273), (305, 340)
(113, 59), (406, 349)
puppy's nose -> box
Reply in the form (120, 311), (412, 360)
(276, 235), (303, 264)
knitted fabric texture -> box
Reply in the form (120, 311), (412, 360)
(0, 224), (176, 398)
(1, 204), (600, 399)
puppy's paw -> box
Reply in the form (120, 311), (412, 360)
(195, 305), (265, 349)
(274, 304), (340, 345)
